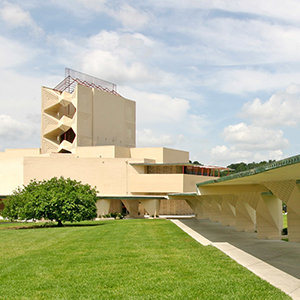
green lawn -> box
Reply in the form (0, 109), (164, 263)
(0, 219), (291, 300)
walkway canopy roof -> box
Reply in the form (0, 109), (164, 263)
(196, 154), (300, 194)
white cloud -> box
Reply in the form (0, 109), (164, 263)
(0, 115), (37, 140)
(240, 83), (300, 127)
(118, 86), (212, 157)
(77, 0), (107, 10)
(223, 123), (289, 150)
(137, 129), (173, 147)
(119, 86), (190, 125)
(0, 69), (60, 122)
(148, 0), (300, 23)
(209, 83), (300, 164)
(81, 50), (154, 85)
(211, 145), (284, 165)
(47, 30), (162, 85)
(47, 0), (107, 17)
(205, 69), (300, 95)
(50, 0), (149, 31)
(0, 2), (44, 36)
(197, 19), (300, 65)
(114, 4), (149, 31)
(0, 36), (33, 69)
(211, 145), (253, 163)
(252, 150), (284, 163)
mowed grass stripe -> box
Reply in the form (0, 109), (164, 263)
(0, 219), (291, 300)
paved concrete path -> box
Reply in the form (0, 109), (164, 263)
(171, 218), (300, 300)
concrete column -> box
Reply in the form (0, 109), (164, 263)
(183, 196), (204, 219)
(202, 198), (211, 219)
(122, 199), (140, 218)
(263, 180), (300, 241)
(96, 199), (111, 217)
(287, 208), (300, 242)
(140, 199), (160, 217)
(196, 196), (211, 220)
(221, 195), (236, 226)
(184, 198), (197, 216)
(235, 200), (256, 232)
(256, 192), (283, 239)
(210, 196), (222, 222)
(284, 182), (300, 242)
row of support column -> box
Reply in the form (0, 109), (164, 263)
(181, 190), (284, 240)
(96, 198), (161, 218)
(182, 179), (300, 242)
(96, 179), (300, 242)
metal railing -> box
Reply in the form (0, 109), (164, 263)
(53, 68), (120, 96)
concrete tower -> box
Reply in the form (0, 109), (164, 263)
(41, 68), (136, 154)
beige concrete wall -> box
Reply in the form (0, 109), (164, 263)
(0, 148), (40, 160)
(75, 146), (116, 158)
(130, 147), (188, 163)
(163, 147), (189, 163)
(130, 147), (163, 162)
(183, 175), (213, 192)
(74, 145), (130, 158)
(129, 174), (184, 193)
(129, 174), (207, 194)
(0, 157), (24, 195)
(75, 84), (94, 147)
(129, 164), (146, 175)
(23, 155), (129, 195)
(115, 146), (131, 158)
(92, 88), (135, 148)
(129, 173), (215, 194)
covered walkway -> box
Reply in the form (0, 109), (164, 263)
(169, 154), (300, 242)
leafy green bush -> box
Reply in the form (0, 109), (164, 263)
(2, 177), (98, 226)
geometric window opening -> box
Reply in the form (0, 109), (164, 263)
(58, 149), (72, 154)
(59, 128), (76, 144)
(44, 103), (76, 120)
(62, 103), (76, 119)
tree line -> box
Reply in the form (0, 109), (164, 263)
(190, 160), (276, 176)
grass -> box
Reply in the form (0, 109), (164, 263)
(0, 219), (291, 300)
(283, 213), (288, 229)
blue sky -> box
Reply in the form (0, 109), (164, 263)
(1, 0), (300, 166)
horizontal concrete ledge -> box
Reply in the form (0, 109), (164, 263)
(96, 195), (167, 200)
(172, 219), (300, 300)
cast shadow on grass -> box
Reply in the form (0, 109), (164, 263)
(2, 221), (108, 230)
